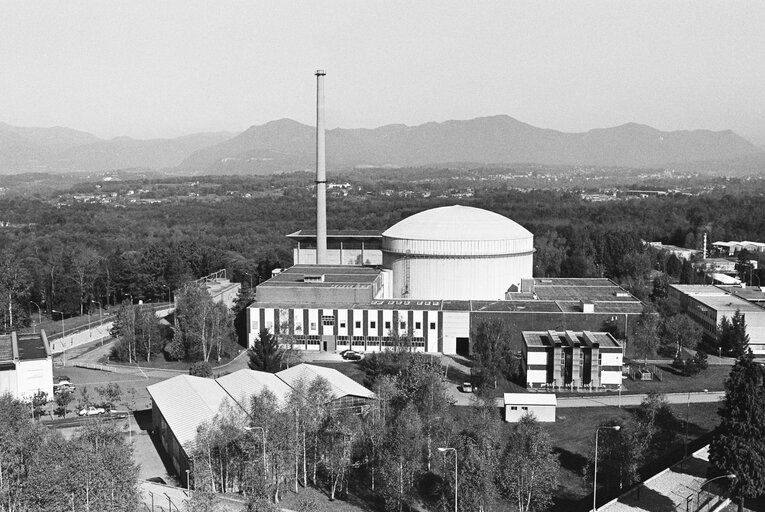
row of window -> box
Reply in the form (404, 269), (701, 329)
(257, 318), (438, 332)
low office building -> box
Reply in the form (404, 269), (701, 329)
(0, 330), (54, 401)
(249, 270), (643, 356)
(504, 393), (557, 422)
(668, 284), (765, 355)
(522, 330), (623, 390)
(147, 364), (375, 487)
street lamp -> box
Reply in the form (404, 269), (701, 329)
(30, 301), (42, 331)
(593, 425), (621, 511)
(245, 426), (267, 490)
(244, 272), (253, 289)
(52, 309), (66, 365)
(438, 447), (457, 512)
(696, 474), (736, 510)
(185, 469), (190, 493)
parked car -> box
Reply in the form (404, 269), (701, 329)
(54, 381), (76, 393)
(341, 350), (361, 360)
(78, 406), (106, 416)
(461, 382), (473, 393)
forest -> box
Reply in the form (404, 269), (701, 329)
(0, 168), (764, 333)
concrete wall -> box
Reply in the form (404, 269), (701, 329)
(505, 405), (556, 423)
(16, 358), (54, 400)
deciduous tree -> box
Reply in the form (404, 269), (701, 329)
(498, 414), (560, 512)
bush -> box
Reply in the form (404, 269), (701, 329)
(189, 361), (213, 378)
(672, 351), (709, 376)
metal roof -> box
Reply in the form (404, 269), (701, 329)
(504, 393), (557, 406)
(277, 363), (376, 400)
(287, 229), (382, 239)
(217, 369), (294, 408)
(147, 375), (234, 451)
(382, 205), (532, 242)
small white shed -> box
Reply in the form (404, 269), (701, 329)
(504, 393), (557, 423)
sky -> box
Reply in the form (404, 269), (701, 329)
(1, 1), (764, 144)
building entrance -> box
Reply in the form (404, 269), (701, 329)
(456, 337), (470, 357)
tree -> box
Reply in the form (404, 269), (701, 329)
(190, 361), (214, 377)
(661, 314), (701, 358)
(31, 390), (48, 420)
(173, 283), (236, 362)
(585, 420), (640, 498)
(709, 352), (765, 512)
(248, 328), (285, 373)
(471, 319), (513, 389)
(110, 302), (164, 363)
(497, 414), (560, 512)
(0, 249), (32, 332)
(95, 382), (122, 411)
(378, 403), (423, 512)
(55, 388), (75, 417)
(631, 307), (661, 363)
(717, 310), (750, 358)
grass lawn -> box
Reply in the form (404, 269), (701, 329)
(309, 361), (369, 386)
(621, 364), (729, 394)
(544, 401), (722, 511)
(52, 366), (163, 412)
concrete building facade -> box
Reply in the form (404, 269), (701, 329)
(668, 284), (765, 355)
(522, 330), (623, 390)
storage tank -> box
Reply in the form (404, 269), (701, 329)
(382, 205), (534, 300)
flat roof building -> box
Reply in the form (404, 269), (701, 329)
(669, 284), (765, 355)
(503, 393), (557, 423)
(522, 330), (623, 390)
(0, 330), (53, 401)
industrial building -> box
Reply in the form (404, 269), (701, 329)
(248, 262), (642, 355)
(147, 363), (375, 487)
(668, 284), (765, 355)
(246, 70), (642, 356)
(0, 330), (54, 401)
(521, 330), (624, 390)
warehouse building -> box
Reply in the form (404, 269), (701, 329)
(521, 330), (624, 390)
(668, 284), (765, 355)
(0, 330), (53, 401)
(147, 364), (375, 487)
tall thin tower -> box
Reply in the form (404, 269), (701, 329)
(315, 69), (328, 265)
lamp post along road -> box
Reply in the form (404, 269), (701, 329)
(593, 425), (620, 512)
(438, 447), (457, 512)
(30, 301), (42, 332)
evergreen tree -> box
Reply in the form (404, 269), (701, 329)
(248, 328), (285, 372)
(709, 352), (765, 512)
(717, 310), (750, 358)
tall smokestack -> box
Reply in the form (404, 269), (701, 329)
(315, 69), (328, 265)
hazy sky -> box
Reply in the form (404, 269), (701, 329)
(2, 1), (764, 143)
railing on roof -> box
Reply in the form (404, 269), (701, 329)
(194, 269), (228, 285)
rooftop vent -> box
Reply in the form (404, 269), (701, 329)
(580, 300), (595, 313)
(303, 274), (325, 283)
(615, 292), (631, 297)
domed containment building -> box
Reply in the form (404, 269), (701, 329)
(382, 205), (534, 300)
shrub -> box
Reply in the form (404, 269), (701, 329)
(189, 361), (213, 378)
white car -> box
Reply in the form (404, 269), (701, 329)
(78, 406), (106, 417)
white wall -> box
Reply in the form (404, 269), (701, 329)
(526, 370), (547, 385)
(442, 312), (470, 354)
(526, 352), (547, 365)
(600, 370), (622, 386)
(505, 405), (555, 423)
(600, 353), (623, 367)
(16, 358), (54, 400)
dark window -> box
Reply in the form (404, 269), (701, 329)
(322, 315), (334, 326)
(355, 321), (361, 328)
(384, 321), (391, 329)
(370, 321), (377, 329)
(415, 321), (421, 329)
(430, 322), (436, 329)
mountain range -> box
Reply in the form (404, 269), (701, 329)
(1, 116), (762, 175)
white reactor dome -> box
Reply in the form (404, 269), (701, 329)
(382, 205), (534, 300)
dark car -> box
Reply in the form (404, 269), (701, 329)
(341, 350), (361, 360)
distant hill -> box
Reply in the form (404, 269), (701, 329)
(0, 123), (233, 174)
(1, 116), (762, 175)
(179, 115), (762, 174)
